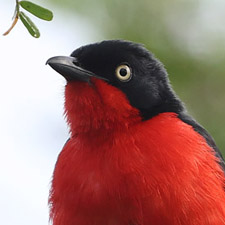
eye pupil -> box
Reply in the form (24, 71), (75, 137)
(119, 68), (127, 76)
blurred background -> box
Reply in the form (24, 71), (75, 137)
(0, 0), (224, 224)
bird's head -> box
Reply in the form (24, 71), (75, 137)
(47, 40), (183, 135)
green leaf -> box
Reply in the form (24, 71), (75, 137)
(19, 1), (53, 21)
(19, 11), (40, 38)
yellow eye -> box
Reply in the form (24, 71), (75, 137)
(115, 64), (132, 82)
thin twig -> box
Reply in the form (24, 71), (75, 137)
(3, 0), (19, 36)
(3, 13), (19, 36)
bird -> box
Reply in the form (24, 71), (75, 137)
(47, 40), (225, 225)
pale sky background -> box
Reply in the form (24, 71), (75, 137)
(0, 2), (98, 225)
(0, 1), (225, 225)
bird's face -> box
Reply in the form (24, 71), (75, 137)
(47, 40), (182, 134)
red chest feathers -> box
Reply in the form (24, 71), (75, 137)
(50, 113), (225, 225)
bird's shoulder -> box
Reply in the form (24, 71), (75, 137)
(178, 112), (225, 173)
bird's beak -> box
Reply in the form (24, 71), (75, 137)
(46, 56), (108, 82)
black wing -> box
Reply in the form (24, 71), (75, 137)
(178, 112), (225, 173)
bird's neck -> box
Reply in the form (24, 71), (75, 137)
(140, 87), (185, 121)
(64, 80), (141, 137)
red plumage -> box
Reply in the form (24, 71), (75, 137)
(49, 79), (225, 225)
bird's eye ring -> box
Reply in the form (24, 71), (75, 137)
(115, 64), (132, 82)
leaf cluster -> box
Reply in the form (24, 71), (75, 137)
(3, 1), (53, 38)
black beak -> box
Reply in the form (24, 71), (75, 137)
(46, 56), (108, 82)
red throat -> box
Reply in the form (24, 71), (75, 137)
(64, 78), (141, 135)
